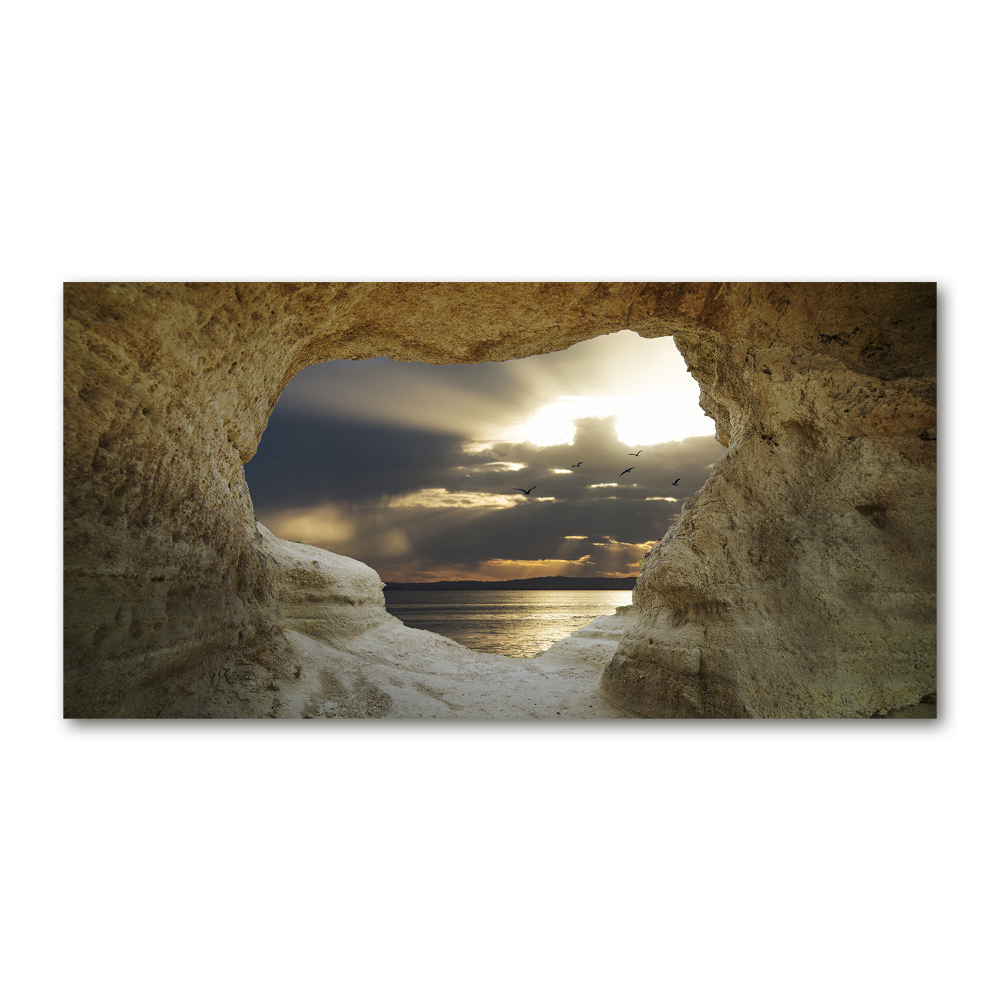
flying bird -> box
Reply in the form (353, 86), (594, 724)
(511, 486), (538, 495)
(672, 478), (681, 486)
(620, 468), (634, 477)
(628, 450), (642, 456)
(571, 462), (583, 468)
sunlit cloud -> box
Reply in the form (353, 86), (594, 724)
(387, 488), (519, 509)
(460, 441), (494, 456)
(426, 551), (642, 581)
(473, 556), (599, 580)
(263, 502), (356, 546)
(588, 482), (619, 488)
(261, 502), (412, 558)
(377, 554), (624, 584)
(459, 461), (526, 473)
(564, 535), (588, 540)
(587, 539), (651, 574)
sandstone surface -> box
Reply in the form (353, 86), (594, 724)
(63, 282), (936, 718)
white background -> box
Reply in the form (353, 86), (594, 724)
(4, 2), (993, 998)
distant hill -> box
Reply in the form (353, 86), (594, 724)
(382, 575), (637, 591)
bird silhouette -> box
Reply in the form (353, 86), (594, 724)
(620, 468), (634, 477)
(672, 478), (681, 486)
(628, 450), (642, 456)
(511, 486), (538, 495)
(571, 462), (583, 468)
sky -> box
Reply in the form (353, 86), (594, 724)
(244, 330), (725, 581)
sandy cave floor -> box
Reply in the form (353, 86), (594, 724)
(278, 611), (636, 720)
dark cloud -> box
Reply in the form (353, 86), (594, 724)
(246, 404), (724, 580)
(277, 357), (543, 438)
(244, 410), (467, 507)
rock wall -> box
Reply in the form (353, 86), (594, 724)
(63, 282), (935, 718)
(601, 284), (937, 717)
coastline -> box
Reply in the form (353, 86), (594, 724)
(382, 575), (637, 591)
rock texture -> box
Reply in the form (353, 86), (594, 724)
(601, 284), (937, 717)
(63, 282), (936, 718)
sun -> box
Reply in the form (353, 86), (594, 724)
(484, 331), (715, 448)
(493, 391), (715, 449)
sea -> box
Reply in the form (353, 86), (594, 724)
(382, 590), (633, 658)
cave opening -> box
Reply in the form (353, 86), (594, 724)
(243, 329), (725, 658)
(63, 281), (936, 718)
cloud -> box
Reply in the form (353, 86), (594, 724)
(276, 356), (542, 440)
(251, 416), (725, 580)
(262, 503), (412, 559)
(387, 489), (519, 509)
(244, 410), (467, 508)
(459, 461), (526, 473)
(264, 502), (356, 546)
(469, 556), (598, 581)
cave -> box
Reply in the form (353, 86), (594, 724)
(63, 282), (936, 718)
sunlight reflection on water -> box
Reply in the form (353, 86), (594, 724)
(383, 590), (633, 658)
